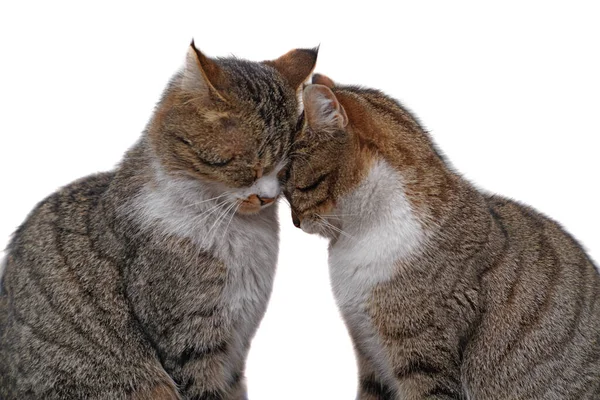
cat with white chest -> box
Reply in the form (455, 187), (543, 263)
(0, 43), (317, 399)
(285, 74), (600, 399)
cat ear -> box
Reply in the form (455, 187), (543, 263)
(182, 40), (227, 100)
(312, 73), (335, 88)
(303, 84), (348, 130)
(264, 47), (319, 90)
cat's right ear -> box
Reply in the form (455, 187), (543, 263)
(264, 47), (319, 90)
(181, 40), (227, 101)
(303, 84), (348, 131)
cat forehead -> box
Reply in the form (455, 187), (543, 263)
(220, 60), (296, 115)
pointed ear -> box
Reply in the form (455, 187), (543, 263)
(264, 47), (319, 90)
(303, 84), (348, 131)
(181, 40), (227, 99)
(312, 73), (335, 88)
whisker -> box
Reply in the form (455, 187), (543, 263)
(322, 213), (359, 217)
(220, 202), (241, 241)
(316, 214), (354, 240)
(319, 219), (337, 237)
(320, 213), (359, 221)
(201, 200), (238, 248)
(183, 192), (230, 209)
(190, 199), (231, 225)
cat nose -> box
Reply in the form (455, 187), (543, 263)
(291, 210), (301, 228)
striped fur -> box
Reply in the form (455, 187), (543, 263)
(285, 77), (600, 399)
(0, 44), (317, 399)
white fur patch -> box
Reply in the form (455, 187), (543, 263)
(327, 159), (426, 390)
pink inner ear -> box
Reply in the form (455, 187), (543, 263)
(304, 84), (347, 129)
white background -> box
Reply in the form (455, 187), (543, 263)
(1, 1), (599, 399)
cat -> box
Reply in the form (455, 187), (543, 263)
(0, 42), (317, 399)
(284, 74), (600, 399)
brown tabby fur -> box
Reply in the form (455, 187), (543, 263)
(285, 74), (600, 399)
(0, 43), (317, 399)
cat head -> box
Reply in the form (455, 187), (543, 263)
(148, 41), (318, 215)
(284, 75), (366, 236)
(285, 74), (448, 237)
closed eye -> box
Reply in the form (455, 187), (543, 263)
(198, 157), (233, 167)
(296, 172), (329, 192)
(175, 135), (233, 167)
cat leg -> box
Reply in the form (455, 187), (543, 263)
(389, 344), (463, 400)
(223, 368), (247, 400)
(165, 340), (252, 400)
(226, 376), (248, 400)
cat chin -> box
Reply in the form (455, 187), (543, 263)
(237, 203), (263, 215)
(299, 217), (336, 239)
(235, 194), (277, 215)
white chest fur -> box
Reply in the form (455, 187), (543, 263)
(128, 165), (280, 302)
(126, 166), (280, 365)
(328, 159), (426, 386)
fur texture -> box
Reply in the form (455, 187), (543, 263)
(0, 43), (317, 399)
(285, 76), (600, 399)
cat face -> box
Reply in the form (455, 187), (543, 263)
(286, 75), (449, 237)
(149, 42), (317, 214)
(284, 76), (372, 237)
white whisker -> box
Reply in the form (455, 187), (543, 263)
(190, 199), (231, 226)
(317, 214), (354, 240)
(183, 192), (231, 209)
(200, 200), (238, 248)
(220, 202), (241, 241)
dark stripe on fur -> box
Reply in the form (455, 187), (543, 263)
(177, 341), (228, 367)
(360, 377), (395, 399)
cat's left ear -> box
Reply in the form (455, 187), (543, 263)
(303, 84), (348, 130)
(264, 47), (319, 90)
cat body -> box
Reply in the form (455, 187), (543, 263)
(286, 77), (600, 399)
(0, 44), (317, 399)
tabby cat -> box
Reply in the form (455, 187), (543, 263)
(0, 42), (317, 399)
(285, 74), (600, 399)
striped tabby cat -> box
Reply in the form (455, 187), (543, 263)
(0, 42), (317, 399)
(285, 74), (600, 399)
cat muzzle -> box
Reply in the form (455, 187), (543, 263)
(238, 194), (275, 214)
